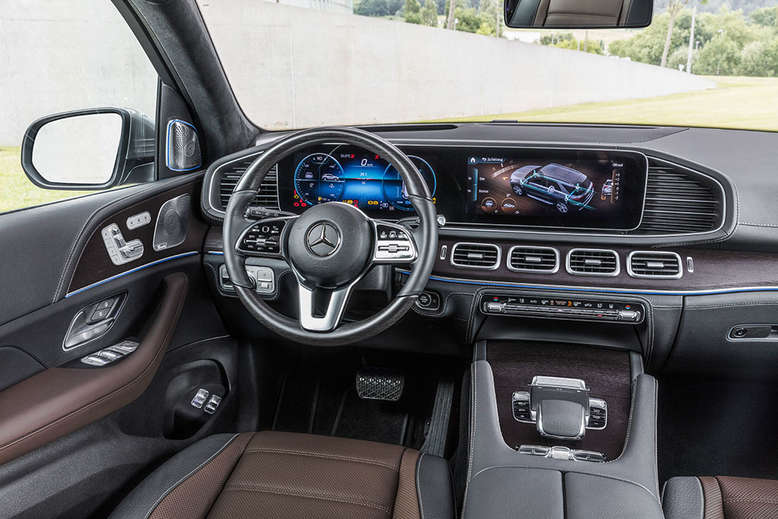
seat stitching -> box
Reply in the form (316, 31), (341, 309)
(243, 447), (400, 471)
(142, 433), (241, 519)
(222, 484), (392, 513)
(724, 498), (778, 504)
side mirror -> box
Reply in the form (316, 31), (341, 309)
(21, 108), (155, 190)
(504, 0), (652, 28)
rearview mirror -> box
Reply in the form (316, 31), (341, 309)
(504, 0), (652, 28)
(21, 108), (155, 190)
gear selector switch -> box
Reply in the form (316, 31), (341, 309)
(512, 376), (608, 441)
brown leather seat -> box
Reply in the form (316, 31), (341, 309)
(663, 475), (778, 519)
(109, 431), (454, 519)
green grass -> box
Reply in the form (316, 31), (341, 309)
(0, 146), (93, 214)
(431, 77), (778, 132)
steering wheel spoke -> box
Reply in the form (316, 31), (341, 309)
(235, 215), (296, 257)
(297, 281), (354, 332)
(371, 220), (418, 265)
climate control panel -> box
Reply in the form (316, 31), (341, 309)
(481, 294), (644, 324)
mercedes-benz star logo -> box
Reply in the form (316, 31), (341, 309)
(305, 222), (341, 257)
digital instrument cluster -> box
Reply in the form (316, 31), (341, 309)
(281, 146), (436, 217)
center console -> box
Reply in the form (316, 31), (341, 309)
(463, 340), (663, 518)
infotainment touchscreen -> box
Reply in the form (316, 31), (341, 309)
(465, 149), (647, 230)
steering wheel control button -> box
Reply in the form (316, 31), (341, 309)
(374, 223), (417, 263)
(415, 291), (441, 311)
(305, 221), (341, 257)
(191, 389), (210, 409)
(238, 218), (288, 255)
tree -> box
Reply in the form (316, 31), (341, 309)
(446, 0), (456, 29)
(453, 7), (481, 32)
(404, 0), (422, 23)
(355, 0), (391, 16)
(739, 39), (778, 76)
(750, 6), (778, 26)
(694, 32), (741, 74)
(420, 0), (439, 25)
(661, 0), (690, 67)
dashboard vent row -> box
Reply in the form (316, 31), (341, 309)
(507, 246), (559, 273)
(566, 249), (620, 276)
(628, 251), (682, 278)
(636, 159), (723, 234)
(451, 243), (501, 269)
(218, 154), (279, 211)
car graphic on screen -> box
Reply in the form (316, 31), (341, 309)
(509, 163), (595, 213)
(602, 179), (613, 197)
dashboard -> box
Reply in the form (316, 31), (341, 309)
(199, 124), (778, 377)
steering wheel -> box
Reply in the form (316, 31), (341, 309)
(223, 127), (438, 346)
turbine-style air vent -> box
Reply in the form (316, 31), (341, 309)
(218, 154), (279, 211)
(507, 246), (559, 273)
(566, 249), (620, 276)
(636, 159), (723, 234)
(628, 251), (683, 278)
(451, 242), (501, 269)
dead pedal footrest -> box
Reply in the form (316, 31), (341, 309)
(356, 369), (405, 401)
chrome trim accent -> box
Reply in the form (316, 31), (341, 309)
(450, 242), (501, 270)
(506, 245), (560, 273)
(566, 248), (620, 277)
(626, 250), (683, 279)
(297, 282), (355, 332)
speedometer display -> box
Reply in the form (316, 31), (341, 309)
(290, 147), (436, 215)
(293, 153), (345, 207)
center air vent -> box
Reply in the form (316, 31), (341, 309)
(507, 246), (559, 273)
(566, 249), (620, 276)
(217, 154), (279, 211)
(627, 251), (682, 278)
(451, 242), (501, 269)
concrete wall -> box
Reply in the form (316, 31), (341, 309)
(200, 2), (714, 129)
(0, 0), (713, 145)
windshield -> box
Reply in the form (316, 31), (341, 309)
(198, 0), (778, 132)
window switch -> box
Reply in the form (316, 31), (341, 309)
(95, 298), (115, 311)
(203, 394), (222, 414)
(191, 389), (209, 409)
(88, 307), (111, 323)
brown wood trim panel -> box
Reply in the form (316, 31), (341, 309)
(67, 183), (208, 293)
(435, 238), (778, 292)
(0, 273), (188, 465)
(488, 341), (631, 460)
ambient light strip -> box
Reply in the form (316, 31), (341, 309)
(397, 270), (778, 297)
(65, 251), (199, 298)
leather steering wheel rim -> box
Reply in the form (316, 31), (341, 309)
(223, 127), (438, 346)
